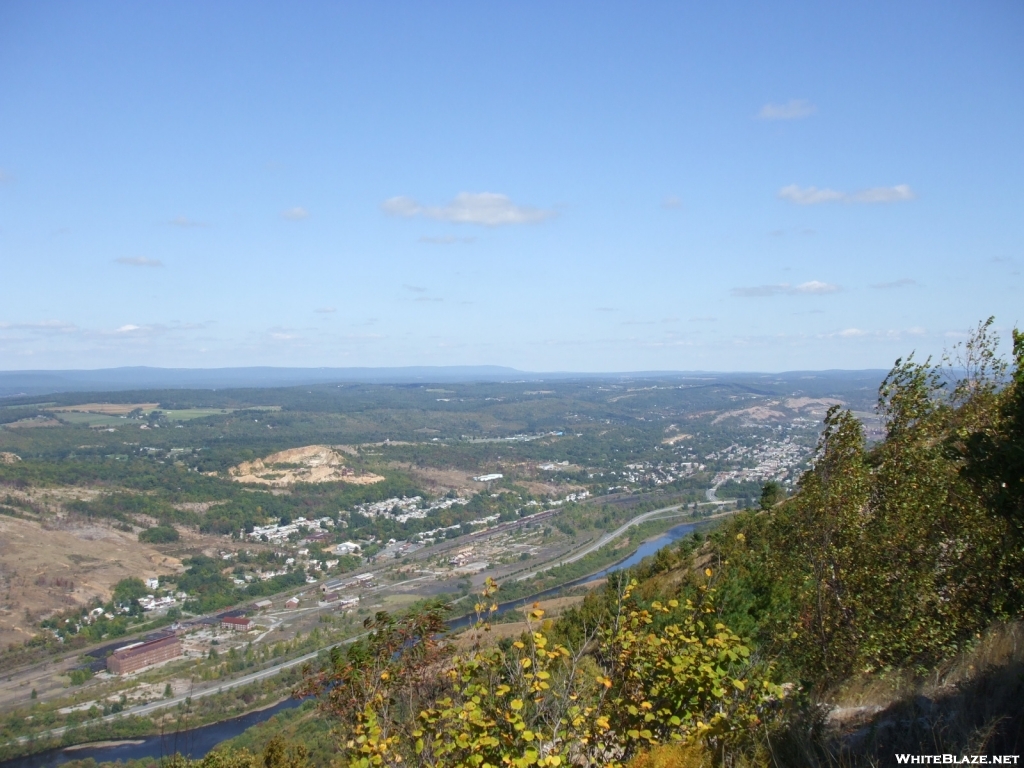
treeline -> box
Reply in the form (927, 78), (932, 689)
(172, 320), (1020, 767)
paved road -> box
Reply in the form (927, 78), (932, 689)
(515, 499), (732, 581)
(9, 495), (736, 748)
(11, 631), (370, 747)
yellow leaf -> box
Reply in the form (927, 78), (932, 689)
(704, 568), (713, 577)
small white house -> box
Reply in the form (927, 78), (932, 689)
(333, 541), (361, 556)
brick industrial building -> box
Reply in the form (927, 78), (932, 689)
(106, 635), (182, 675)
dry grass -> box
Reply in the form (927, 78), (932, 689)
(772, 622), (1024, 766)
(452, 596), (587, 650)
(46, 403), (160, 415)
(0, 515), (182, 647)
(3, 417), (63, 429)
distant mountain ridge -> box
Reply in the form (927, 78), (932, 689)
(0, 365), (889, 398)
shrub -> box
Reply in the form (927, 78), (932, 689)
(139, 525), (180, 543)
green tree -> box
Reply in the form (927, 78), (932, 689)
(113, 577), (149, 604)
(758, 481), (784, 510)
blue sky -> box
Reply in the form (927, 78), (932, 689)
(1, 2), (1021, 372)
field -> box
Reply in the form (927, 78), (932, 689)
(0, 512), (182, 648)
(48, 404), (162, 415)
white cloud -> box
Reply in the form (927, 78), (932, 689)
(779, 184), (915, 205)
(314, 307), (336, 314)
(871, 278), (919, 289)
(778, 185), (846, 205)
(661, 195), (683, 210)
(732, 280), (839, 297)
(115, 256), (163, 267)
(382, 197), (421, 217)
(793, 280), (839, 294)
(170, 216), (209, 228)
(116, 324), (141, 333)
(282, 207), (309, 220)
(757, 99), (817, 121)
(270, 332), (299, 340)
(850, 185), (915, 203)
(403, 284), (427, 293)
(837, 328), (866, 337)
(382, 192), (555, 227)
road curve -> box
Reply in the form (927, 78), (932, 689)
(11, 493), (735, 749)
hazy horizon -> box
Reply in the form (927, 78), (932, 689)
(2, 3), (1021, 372)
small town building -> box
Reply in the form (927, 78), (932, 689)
(252, 599), (273, 611)
(107, 635), (182, 675)
(333, 541), (361, 556)
(321, 578), (345, 594)
(285, 596), (300, 608)
(221, 616), (254, 632)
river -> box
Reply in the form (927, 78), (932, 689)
(1, 519), (706, 768)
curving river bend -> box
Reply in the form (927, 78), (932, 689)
(1, 520), (707, 768)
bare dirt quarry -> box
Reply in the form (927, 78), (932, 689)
(227, 445), (384, 486)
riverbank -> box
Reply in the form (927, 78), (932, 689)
(0, 511), (730, 768)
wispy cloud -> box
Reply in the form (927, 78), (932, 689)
(382, 192), (555, 227)
(415, 297), (443, 303)
(779, 184), (914, 205)
(850, 186), (915, 203)
(169, 216), (209, 228)
(282, 207), (309, 220)
(115, 324), (142, 333)
(777, 186), (846, 205)
(314, 307), (336, 314)
(661, 196), (683, 210)
(757, 99), (816, 121)
(689, 316), (717, 322)
(418, 235), (476, 245)
(0, 320), (78, 334)
(0, 169), (12, 183)
(871, 278), (919, 289)
(115, 256), (163, 267)
(403, 284), (427, 293)
(732, 280), (840, 297)
(837, 328), (866, 338)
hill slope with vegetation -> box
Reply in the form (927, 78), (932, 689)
(61, 320), (1024, 767)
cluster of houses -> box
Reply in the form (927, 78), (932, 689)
(351, 495), (468, 524)
(138, 595), (177, 612)
(246, 516), (336, 543)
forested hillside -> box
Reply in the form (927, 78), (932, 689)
(99, 322), (1024, 767)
